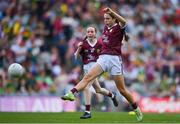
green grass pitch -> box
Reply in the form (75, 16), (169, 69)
(0, 112), (180, 123)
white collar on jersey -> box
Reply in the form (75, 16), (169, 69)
(107, 23), (118, 30)
(87, 38), (97, 47)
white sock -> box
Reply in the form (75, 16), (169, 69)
(85, 111), (90, 114)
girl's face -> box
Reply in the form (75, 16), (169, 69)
(104, 13), (116, 27)
(86, 27), (96, 39)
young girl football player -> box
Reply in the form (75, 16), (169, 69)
(62, 7), (143, 121)
(74, 26), (118, 119)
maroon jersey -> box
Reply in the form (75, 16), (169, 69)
(80, 38), (102, 64)
(100, 23), (125, 55)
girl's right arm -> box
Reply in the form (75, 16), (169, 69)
(103, 7), (127, 28)
(74, 42), (83, 59)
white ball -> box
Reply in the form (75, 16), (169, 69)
(8, 63), (24, 78)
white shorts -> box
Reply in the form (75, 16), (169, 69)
(83, 62), (96, 74)
(97, 54), (123, 75)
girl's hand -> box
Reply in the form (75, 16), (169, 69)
(103, 7), (112, 13)
(77, 42), (83, 48)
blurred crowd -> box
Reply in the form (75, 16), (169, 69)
(0, 0), (180, 111)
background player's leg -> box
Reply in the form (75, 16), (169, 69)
(80, 85), (92, 119)
(83, 87), (92, 108)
